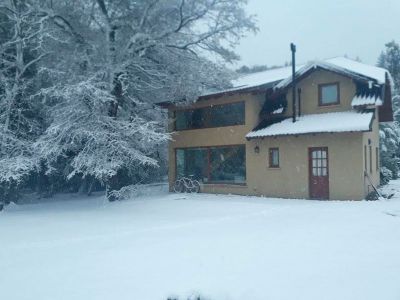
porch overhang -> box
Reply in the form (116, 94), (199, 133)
(246, 111), (374, 140)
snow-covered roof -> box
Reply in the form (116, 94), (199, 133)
(198, 66), (295, 98)
(159, 57), (391, 106)
(246, 111), (374, 139)
(217, 57), (389, 97)
(232, 66), (294, 90)
(272, 107), (284, 114)
(326, 57), (388, 84)
(352, 95), (383, 107)
(276, 57), (389, 89)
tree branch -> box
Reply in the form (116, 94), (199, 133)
(95, 0), (110, 24)
(19, 53), (48, 79)
(139, 0), (159, 30)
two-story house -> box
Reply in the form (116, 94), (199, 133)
(158, 57), (394, 200)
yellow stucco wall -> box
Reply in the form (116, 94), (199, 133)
(168, 93), (263, 190)
(286, 69), (356, 117)
(167, 70), (378, 200)
(247, 133), (364, 200)
(362, 108), (380, 194)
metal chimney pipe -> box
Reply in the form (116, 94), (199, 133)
(290, 43), (296, 123)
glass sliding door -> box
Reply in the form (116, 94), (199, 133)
(210, 146), (246, 183)
(175, 145), (246, 184)
(176, 148), (208, 181)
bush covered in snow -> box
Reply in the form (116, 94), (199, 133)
(380, 166), (394, 185)
(106, 184), (140, 202)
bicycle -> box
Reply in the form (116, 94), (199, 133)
(173, 175), (201, 193)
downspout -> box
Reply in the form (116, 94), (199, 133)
(298, 88), (302, 117)
(291, 43), (296, 123)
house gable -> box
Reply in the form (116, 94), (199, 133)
(284, 68), (357, 116)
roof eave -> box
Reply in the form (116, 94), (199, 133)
(156, 83), (277, 108)
(197, 83), (275, 101)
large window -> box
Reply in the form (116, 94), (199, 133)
(176, 148), (208, 181)
(319, 83), (339, 106)
(176, 145), (246, 184)
(174, 102), (245, 130)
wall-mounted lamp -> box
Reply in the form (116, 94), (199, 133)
(254, 145), (260, 154)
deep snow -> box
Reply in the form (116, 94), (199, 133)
(1, 182), (400, 300)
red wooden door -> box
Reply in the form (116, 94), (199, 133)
(309, 147), (329, 199)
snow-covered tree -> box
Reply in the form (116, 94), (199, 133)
(377, 41), (400, 183)
(31, 0), (257, 199)
(0, 0), (89, 199)
(378, 41), (400, 93)
(0, 0), (50, 200)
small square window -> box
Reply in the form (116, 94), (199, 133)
(269, 148), (279, 168)
(319, 83), (339, 106)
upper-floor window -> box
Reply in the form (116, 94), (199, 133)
(174, 101), (245, 131)
(319, 82), (340, 106)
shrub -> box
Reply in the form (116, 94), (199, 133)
(380, 166), (393, 185)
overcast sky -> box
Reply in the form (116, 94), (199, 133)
(236, 0), (400, 68)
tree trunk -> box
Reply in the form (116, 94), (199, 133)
(78, 177), (88, 194)
(87, 178), (94, 196)
(105, 171), (124, 201)
(109, 73), (123, 117)
(4, 1), (24, 131)
(106, 25), (124, 118)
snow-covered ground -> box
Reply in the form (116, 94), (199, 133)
(1, 182), (400, 300)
